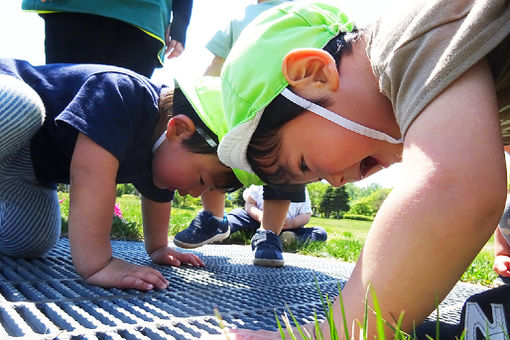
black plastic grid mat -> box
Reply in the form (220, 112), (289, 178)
(0, 238), (487, 339)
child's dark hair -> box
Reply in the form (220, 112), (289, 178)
(247, 29), (363, 184)
(159, 87), (242, 193)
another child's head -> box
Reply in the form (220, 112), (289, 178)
(218, 1), (402, 186)
(152, 77), (261, 197)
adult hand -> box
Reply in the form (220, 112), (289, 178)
(165, 26), (184, 59)
(165, 40), (184, 59)
(85, 257), (169, 291)
(150, 246), (205, 267)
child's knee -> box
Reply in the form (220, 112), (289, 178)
(0, 219), (60, 258)
(0, 192), (61, 258)
(312, 227), (328, 242)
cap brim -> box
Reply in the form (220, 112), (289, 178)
(218, 108), (265, 174)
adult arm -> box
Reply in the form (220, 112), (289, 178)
(165, 0), (193, 58)
(334, 59), (506, 337)
(69, 133), (169, 290)
(142, 196), (204, 267)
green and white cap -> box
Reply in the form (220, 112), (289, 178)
(218, 0), (355, 174)
(175, 76), (264, 187)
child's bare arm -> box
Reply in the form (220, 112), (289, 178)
(244, 196), (263, 222)
(141, 197), (204, 267)
(283, 212), (311, 230)
(494, 227), (510, 277)
(68, 133), (169, 290)
(336, 60), (506, 337)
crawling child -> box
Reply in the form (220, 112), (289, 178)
(0, 59), (245, 290)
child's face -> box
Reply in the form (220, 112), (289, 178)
(267, 110), (403, 186)
(152, 139), (231, 198)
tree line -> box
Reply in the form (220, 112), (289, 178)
(115, 182), (391, 220)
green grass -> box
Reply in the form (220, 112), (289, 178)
(57, 193), (497, 287)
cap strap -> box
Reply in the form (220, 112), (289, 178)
(152, 132), (167, 153)
(281, 88), (402, 144)
(196, 127), (218, 148)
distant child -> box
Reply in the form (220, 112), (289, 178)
(226, 185), (327, 252)
(213, 0), (510, 338)
(0, 59), (245, 291)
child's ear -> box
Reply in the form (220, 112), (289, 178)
(282, 48), (339, 96)
(166, 114), (196, 141)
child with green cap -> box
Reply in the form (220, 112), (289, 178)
(0, 59), (255, 291)
(174, 0), (305, 268)
(213, 0), (510, 337)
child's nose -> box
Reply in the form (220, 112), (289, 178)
(189, 185), (208, 198)
(325, 173), (345, 187)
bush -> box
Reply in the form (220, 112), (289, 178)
(116, 184), (139, 197)
(111, 216), (143, 240)
(172, 192), (202, 209)
(342, 213), (374, 221)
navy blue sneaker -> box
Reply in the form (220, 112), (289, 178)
(173, 210), (230, 249)
(251, 230), (284, 267)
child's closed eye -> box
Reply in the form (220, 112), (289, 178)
(300, 157), (309, 173)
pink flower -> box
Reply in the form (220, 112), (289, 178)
(114, 203), (123, 218)
(59, 198), (66, 204)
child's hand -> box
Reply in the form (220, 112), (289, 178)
(85, 257), (169, 291)
(150, 246), (205, 267)
(494, 255), (510, 277)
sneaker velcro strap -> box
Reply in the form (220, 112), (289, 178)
(251, 230), (282, 251)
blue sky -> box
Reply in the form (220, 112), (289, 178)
(1, 0), (402, 188)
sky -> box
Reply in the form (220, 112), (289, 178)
(0, 0), (402, 188)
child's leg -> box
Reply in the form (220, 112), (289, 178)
(0, 75), (45, 161)
(0, 145), (61, 258)
(227, 208), (261, 234)
(292, 226), (328, 243)
(0, 75), (59, 258)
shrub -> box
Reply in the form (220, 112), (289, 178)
(342, 213), (374, 221)
(116, 184), (139, 197)
(111, 216), (143, 240)
(172, 192), (202, 209)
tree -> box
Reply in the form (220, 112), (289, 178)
(348, 187), (391, 217)
(320, 186), (350, 218)
(345, 183), (382, 201)
(306, 182), (329, 216)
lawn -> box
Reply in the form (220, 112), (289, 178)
(57, 192), (498, 287)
